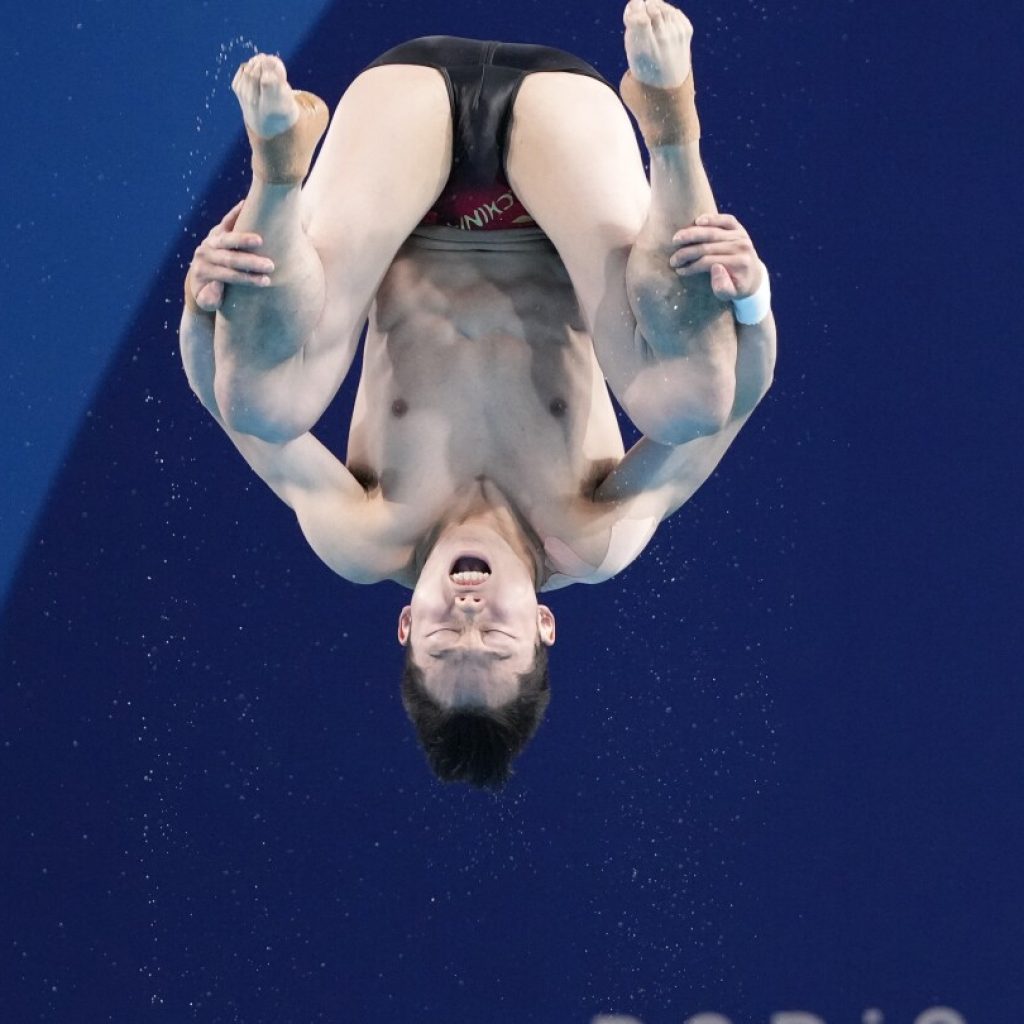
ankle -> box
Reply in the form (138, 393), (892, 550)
(247, 91), (330, 184)
(619, 70), (700, 147)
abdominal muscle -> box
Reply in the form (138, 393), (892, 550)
(344, 234), (630, 583)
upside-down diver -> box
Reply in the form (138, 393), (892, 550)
(179, 0), (777, 788)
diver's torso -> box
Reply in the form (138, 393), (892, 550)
(344, 228), (630, 586)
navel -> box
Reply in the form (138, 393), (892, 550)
(548, 397), (567, 418)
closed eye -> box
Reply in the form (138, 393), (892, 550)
(426, 628), (515, 638)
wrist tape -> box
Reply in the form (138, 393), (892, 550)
(731, 261), (771, 325)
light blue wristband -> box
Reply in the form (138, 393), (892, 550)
(731, 261), (771, 325)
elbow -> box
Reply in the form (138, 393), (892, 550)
(626, 368), (736, 447)
(651, 403), (732, 447)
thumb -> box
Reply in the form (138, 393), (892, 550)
(196, 281), (224, 312)
(220, 199), (246, 232)
(709, 263), (737, 301)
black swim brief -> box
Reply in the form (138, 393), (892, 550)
(362, 36), (613, 230)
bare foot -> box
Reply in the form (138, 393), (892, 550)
(623, 0), (694, 88)
(231, 53), (300, 139)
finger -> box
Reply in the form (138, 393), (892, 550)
(213, 230), (267, 252)
(674, 253), (751, 277)
(194, 263), (273, 288)
(709, 263), (738, 300)
(671, 226), (746, 246)
(694, 212), (744, 232)
(670, 241), (746, 268)
(219, 200), (247, 231)
(203, 247), (275, 274)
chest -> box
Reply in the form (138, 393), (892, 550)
(347, 247), (624, 509)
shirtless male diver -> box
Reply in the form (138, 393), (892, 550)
(179, 0), (777, 788)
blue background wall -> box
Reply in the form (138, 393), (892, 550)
(2, 1), (1020, 1022)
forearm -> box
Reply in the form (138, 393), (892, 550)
(215, 78), (329, 376)
(186, 185), (350, 443)
(179, 298), (226, 425)
(179, 299), (366, 519)
(731, 311), (777, 421)
(185, 261), (337, 439)
(620, 145), (737, 443)
(626, 133), (730, 343)
(216, 181), (325, 373)
(210, 181), (330, 440)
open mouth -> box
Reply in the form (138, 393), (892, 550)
(449, 555), (491, 586)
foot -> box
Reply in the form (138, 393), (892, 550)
(231, 53), (300, 139)
(623, 0), (694, 88)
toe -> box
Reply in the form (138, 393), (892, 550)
(623, 0), (650, 28)
(262, 54), (285, 74)
(670, 7), (693, 32)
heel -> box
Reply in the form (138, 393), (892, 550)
(246, 91), (330, 184)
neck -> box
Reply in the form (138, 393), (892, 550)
(412, 482), (545, 588)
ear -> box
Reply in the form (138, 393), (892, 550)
(537, 605), (556, 646)
(397, 606), (412, 646)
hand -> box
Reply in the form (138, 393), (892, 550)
(188, 201), (275, 312)
(668, 212), (763, 301)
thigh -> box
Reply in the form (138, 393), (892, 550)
(505, 71), (651, 396)
(300, 63), (453, 300)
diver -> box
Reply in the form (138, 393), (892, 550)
(178, 0), (777, 788)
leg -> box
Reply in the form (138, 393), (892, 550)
(505, 1), (737, 445)
(504, 69), (649, 393)
(214, 56), (452, 441)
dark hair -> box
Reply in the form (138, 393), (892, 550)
(401, 643), (551, 790)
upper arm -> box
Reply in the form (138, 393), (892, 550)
(179, 303), (400, 584)
(593, 422), (745, 523)
(594, 311), (777, 520)
(229, 428), (411, 584)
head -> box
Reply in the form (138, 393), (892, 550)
(400, 642), (551, 789)
(397, 516), (556, 788)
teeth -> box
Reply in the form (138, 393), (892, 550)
(450, 571), (490, 585)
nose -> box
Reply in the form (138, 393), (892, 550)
(454, 594), (483, 613)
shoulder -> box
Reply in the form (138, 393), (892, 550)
(290, 485), (415, 585)
(214, 427), (411, 586)
(539, 512), (660, 590)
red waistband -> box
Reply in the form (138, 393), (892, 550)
(419, 176), (536, 231)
